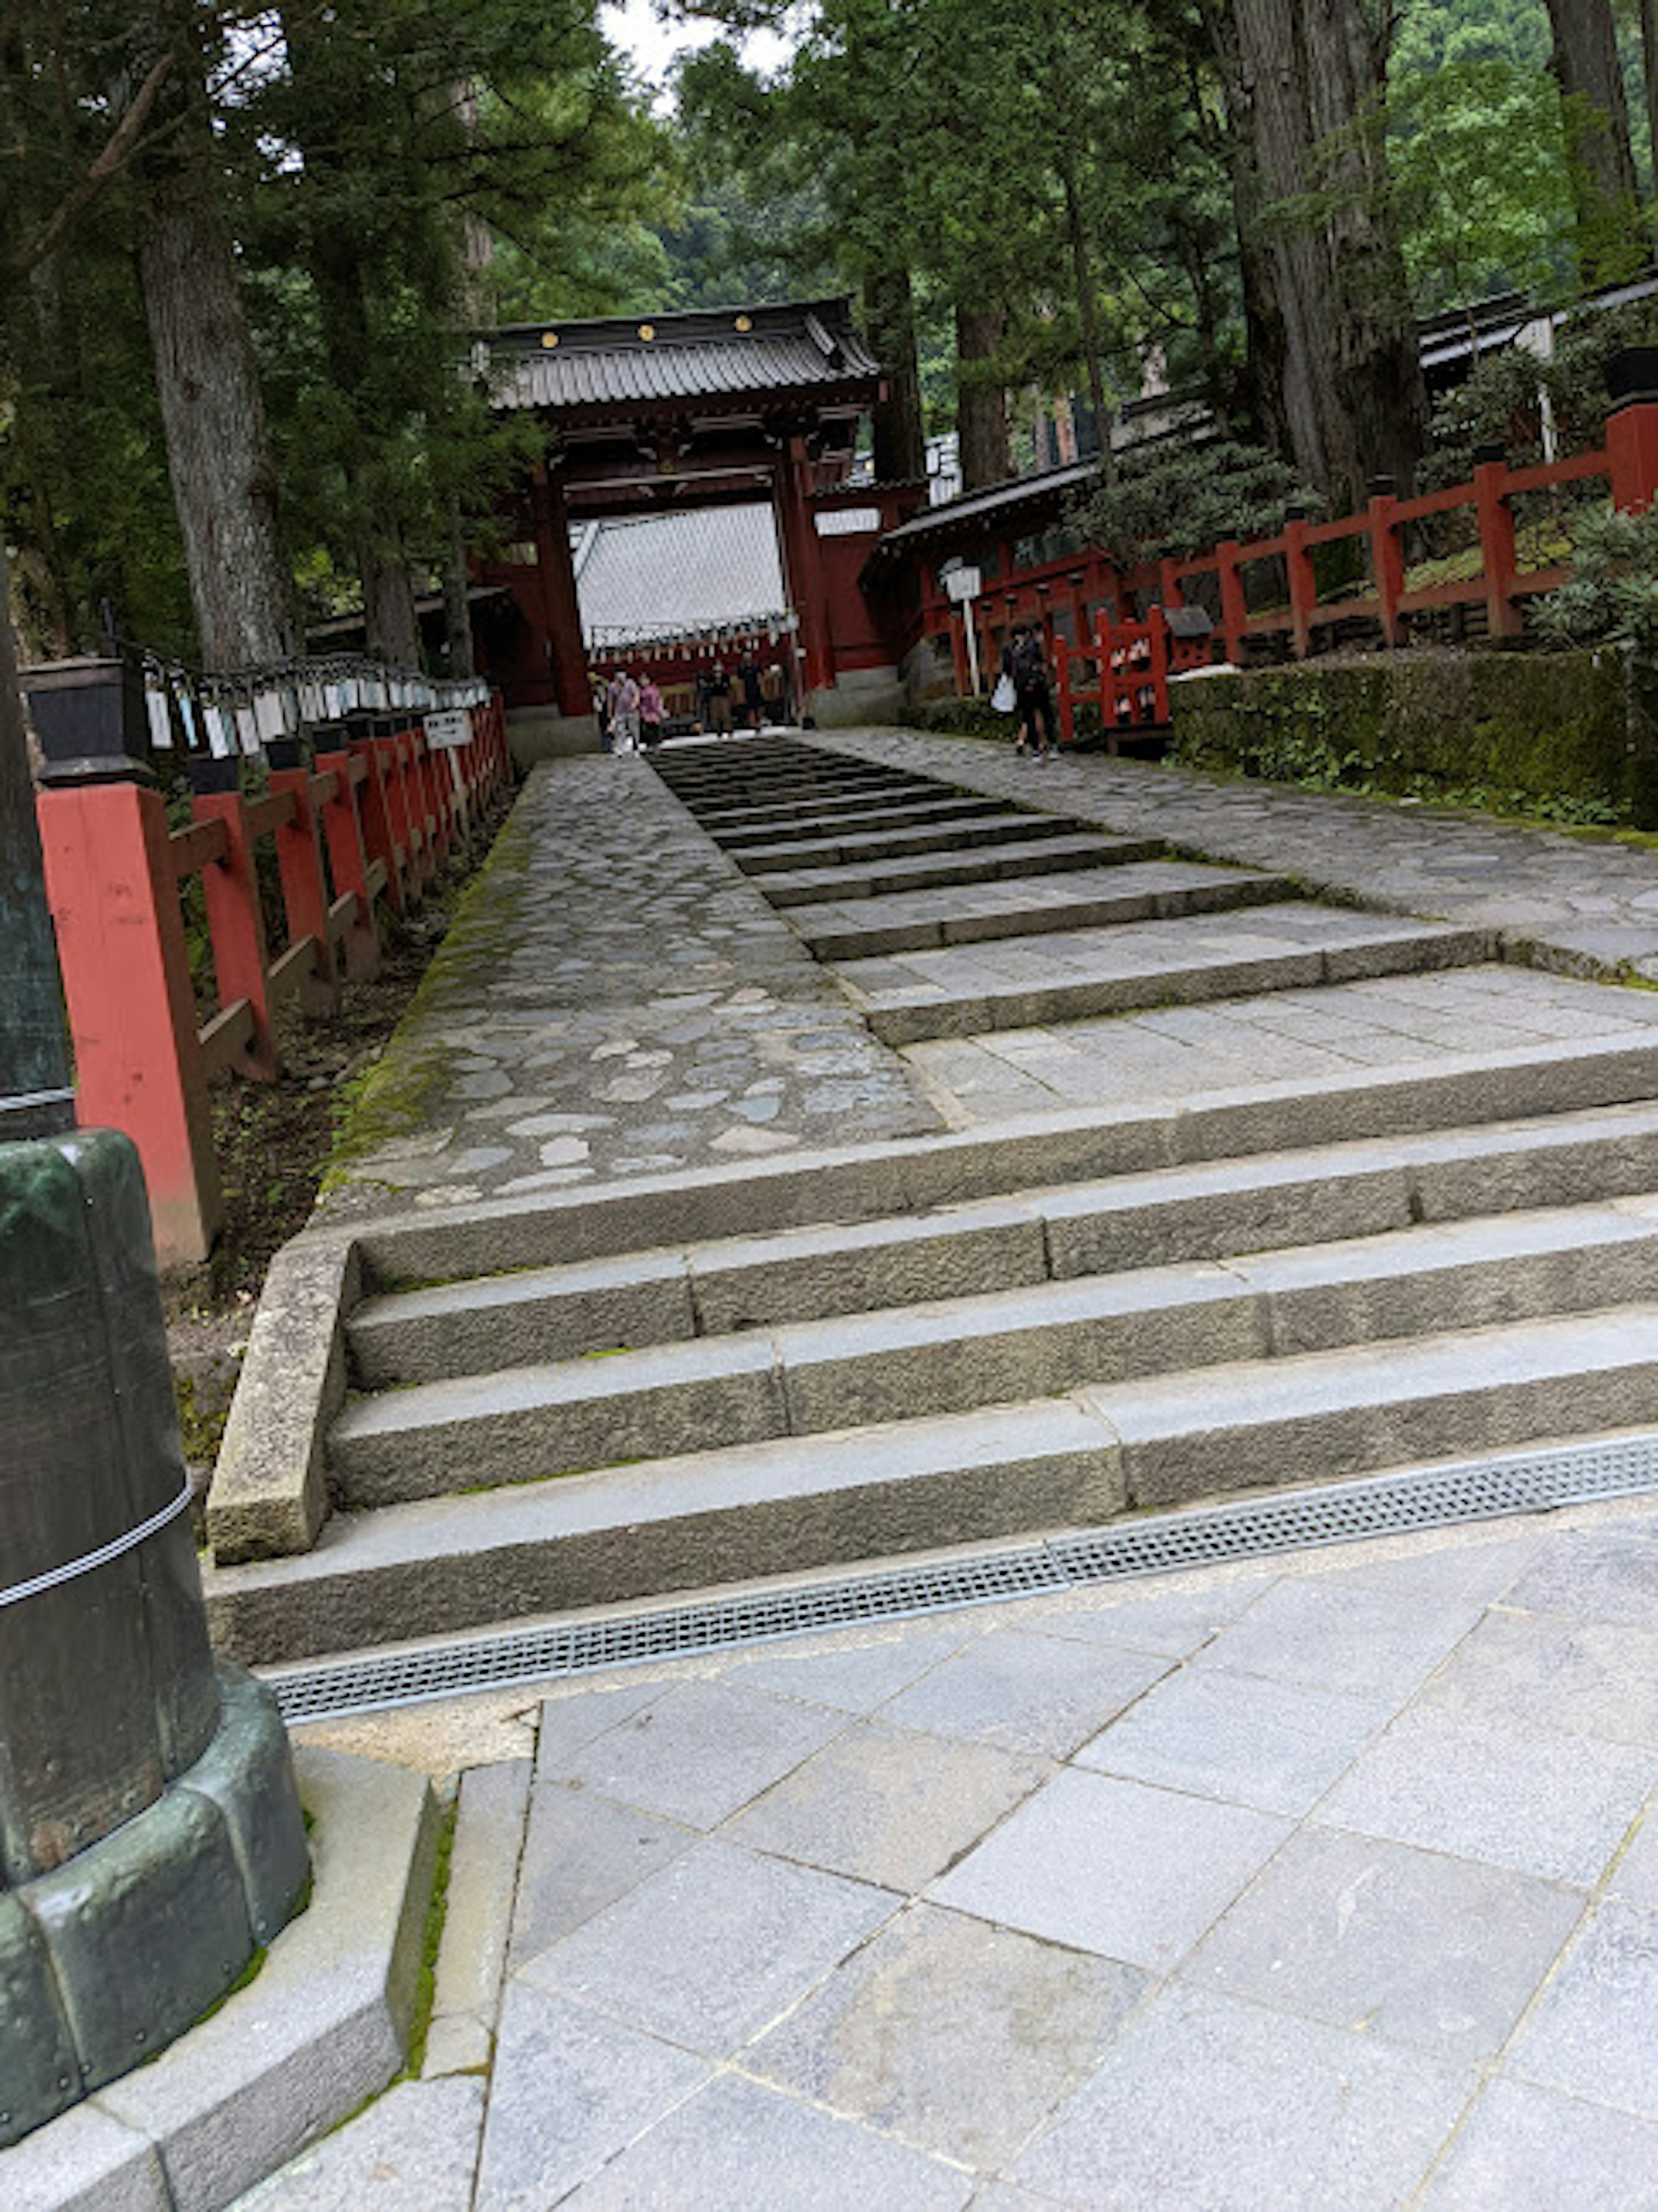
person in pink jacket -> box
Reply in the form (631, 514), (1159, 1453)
(639, 676), (665, 750)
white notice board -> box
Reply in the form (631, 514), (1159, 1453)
(424, 709), (472, 750)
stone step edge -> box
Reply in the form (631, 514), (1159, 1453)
(760, 835), (1168, 905)
(734, 812), (1091, 874)
(796, 870), (1303, 961)
(326, 1203), (1658, 1509)
(345, 1104), (1658, 1387)
(206, 1028), (1658, 1566)
(206, 1308), (1658, 1667)
(854, 923), (1497, 1046)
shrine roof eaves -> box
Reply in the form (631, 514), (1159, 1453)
(487, 296), (881, 414)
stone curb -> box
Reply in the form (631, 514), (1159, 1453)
(3, 1748), (438, 2212)
(208, 1237), (359, 1565)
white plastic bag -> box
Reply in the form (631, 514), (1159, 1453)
(991, 672), (1016, 712)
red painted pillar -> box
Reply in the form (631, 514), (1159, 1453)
(774, 438), (835, 697)
(531, 463), (593, 718)
(192, 784), (279, 1081)
(1217, 541), (1247, 663)
(36, 782), (223, 1265)
(1284, 518), (1316, 659)
(315, 748), (381, 981)
(1608, 398), (1658, 514)
(267, 765), (339, 1015)
(351, 737), (408, 914)
(1474, 457), (1524, 643)
(1368, 487), (1405, 647)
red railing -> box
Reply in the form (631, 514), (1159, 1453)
(926, 396), (1658, 733)
(35, 696), (509, 1266)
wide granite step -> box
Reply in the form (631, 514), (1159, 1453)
(759, 831), (1164, 905)
(345, 1099), (1658, 1389)
(733, 810), (1093, 876)
(327, 1201), (1658, 1508)
(210, 1306), (1658, 1663)
(839, 905), (1495, 1044)
(789, 861), (1303, 960)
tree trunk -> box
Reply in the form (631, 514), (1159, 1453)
(1218, 0), (1427, 511)
(955, 303), (1011, 491)
(1644, 0), (1658, 204)
(440, 510), (476, 677)
(133, 35), (292, 672)
(1547, 0), (1644, 281)
(1056, 142), (1114, 481)
(283, 7), (423, 668)
(864, 265), (927, 482)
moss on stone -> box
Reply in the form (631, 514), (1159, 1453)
(1170, 651), (1636, 826)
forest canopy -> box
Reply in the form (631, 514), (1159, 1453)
(2, 0), (1655, 670)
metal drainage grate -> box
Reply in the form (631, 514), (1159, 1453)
(265, 1432), (1658, 1726)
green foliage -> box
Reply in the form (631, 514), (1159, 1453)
(1426, 296), (1658, 484)
(1388, 60), (1574, 314)
(1535, 503), (1658, 657)
(1070, 437), (1319, 563)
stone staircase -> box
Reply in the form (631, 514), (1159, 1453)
(205, 736), (1658, 1668)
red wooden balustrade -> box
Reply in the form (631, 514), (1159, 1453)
(35, 696), (509, 1266)
(931, 396), (1658, 734)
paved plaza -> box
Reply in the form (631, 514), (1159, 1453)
(254, 1487), (1658, 2209)
(204, 734), (1658, 2203)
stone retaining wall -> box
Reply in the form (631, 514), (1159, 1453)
(1170, 652), (1639, 823)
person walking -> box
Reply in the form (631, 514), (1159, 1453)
(738, 651), (765, 731)
(608, 669), (642, 754)
(1002, 621), (1057, 761)
(639, 674), (665, 750)
(707, 661), (734, 737)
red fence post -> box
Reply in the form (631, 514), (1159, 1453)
(1607, 397), (1658, 514)
(1368, 486), (1405, 646)
(1284, 518), (1316, 658)
(1217, 541), (1247, 663)
(191, 773), (279, 1081)
(314, 740), (383, 981)
(1054, 634), (1074, 747)
(351, 736), (407, 913)
(35, 782), (223, 1265)
(1474, 455), (1525, 642)
(267, 762), (338, 1017)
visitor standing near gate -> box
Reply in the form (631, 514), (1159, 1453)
(639, 674), (665, 750)
(608, 669), (642, 754)
(738, 651), (765, 731)
(707, 661), (734, 736)
(1001, 621), (1057, 761)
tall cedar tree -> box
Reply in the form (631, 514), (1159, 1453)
(1543, 0), (1645, 282)
(1215, 0), (1427, 508)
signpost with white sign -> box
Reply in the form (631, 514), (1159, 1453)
(424, 708), (473, 750)
(943, 565), (984, 696)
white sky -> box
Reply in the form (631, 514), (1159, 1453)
(600, 1), (801, 101)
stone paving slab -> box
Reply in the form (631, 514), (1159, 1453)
(319, 751), (939, 1222)
(250, 1486), (1658, 2207)
(905, 963), (1658, 1124)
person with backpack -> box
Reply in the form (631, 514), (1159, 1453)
(1001, 621), (1057, 761)
(639, 674), (665, 750)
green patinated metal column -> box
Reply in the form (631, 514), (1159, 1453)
(0, 553), (309, 2147)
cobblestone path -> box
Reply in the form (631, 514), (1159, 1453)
(319, 753), (939, 1222)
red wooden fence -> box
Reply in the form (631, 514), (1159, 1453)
(937, 395), (1658, 742)
(35, 697), (509, 1266)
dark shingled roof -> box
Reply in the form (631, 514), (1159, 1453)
(489, 298), (881, 416)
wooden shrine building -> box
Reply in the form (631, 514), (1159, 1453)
(471, 297), (930, 750)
